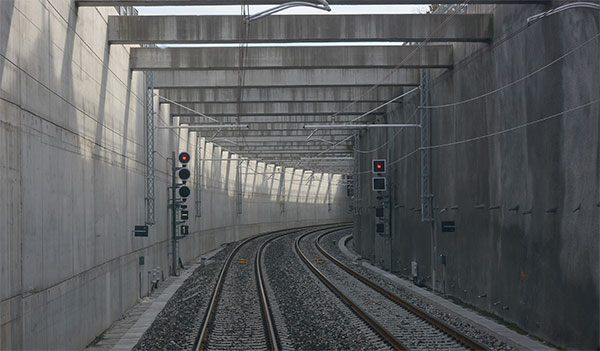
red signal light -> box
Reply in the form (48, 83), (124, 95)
(178, 152), (190, 164)
(372, 159), (386, 174)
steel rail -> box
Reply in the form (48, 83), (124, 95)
(317, 232), (490, 351)
(254, 222), (351, 350)
(194, 223), (346, 351)
(295, 227), (406, 351)
(255, 231), (291, 351)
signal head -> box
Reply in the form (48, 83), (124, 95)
(178, 185), (191, 198)
(372, 177), (387, 191)
(178, 152), (191, 164)
(372, 159), (386, 174)
(177, 168), (191, 181)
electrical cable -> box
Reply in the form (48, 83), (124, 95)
(353, 98), (600, 175)
(344, 7), (599, 157)
(423, 98), (600, 150)
(347, 87), (420, 124)
(527, 2), (600, 24)
(246, 1), (331, 21)
(304, 0), (471, 163)
(328, 0), (472, 119)
(353, 106), (421, 154)
(420, 32), (600, 110)
(155, 94), (220, 123)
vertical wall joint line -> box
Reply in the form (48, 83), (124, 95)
(144, 71), (156, 225)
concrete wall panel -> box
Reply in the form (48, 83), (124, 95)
(0, 1), (349, 350)
(354, 4), (599, 349)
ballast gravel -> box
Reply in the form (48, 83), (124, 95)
(322, 230), (516, 351)
(133, 243), (237, 351)
(301, 230), (467, 351)
(263, 231), (391, 351)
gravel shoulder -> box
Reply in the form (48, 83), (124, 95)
(322, 231), (518, 350)
(133, 243), (238, 351)
(263, 229), (391, 351)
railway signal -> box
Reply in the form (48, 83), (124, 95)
(372, 159), (387, 192)
(372, 177), (387, 191)
(170, 151), (193, 276)
(372, 158), (389, 236)
(178, 151), (190, 163)
(177, 152), (191, 200)
(372, 159), (386, 174)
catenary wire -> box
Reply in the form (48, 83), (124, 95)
(347, 16), (599, 156)
(421, 32), (600, 109)
(353, 98), (600, 175)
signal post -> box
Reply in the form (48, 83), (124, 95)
(170, 151), (191, 276)
(372, 159), (393, 272)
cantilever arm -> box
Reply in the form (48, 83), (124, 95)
(246, 0), (331, 22)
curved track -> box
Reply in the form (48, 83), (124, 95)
(323, 233), (488, 350)
(295, 226), (405, 350)
(194, 224), (342, 351)
(297, 228), (490, 351)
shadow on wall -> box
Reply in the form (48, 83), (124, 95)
(192, 138), (345, 206)
(0, 1), (14, 91)
(119, 69), (133, 174)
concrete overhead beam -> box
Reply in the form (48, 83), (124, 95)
(194, 130), (353, 137)
(108, 15), (492, 44)
(224, 145), (352, 152)
(80, 0), (550, 6)
(171, 102), (385, 116)
(178, 112), (380, 120)
(179, 115), (377, 125)
(203, 136), (353, 143)
(131, 46), (453, 70)
(153, 68), (420, 89)
(160, 87), (404, 104)
(236, 150), (352, 155)
(187, 121), (364, 131)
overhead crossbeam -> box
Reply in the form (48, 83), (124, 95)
(222, 145), (353, 152)
(202, 136), (353, 143)
(235, 150), (352, 155)
(189, 122), (370, 131)
(152, 68), (420, 89)
(159, 86), (404, 104)
(108, 14), (493, 44)
(193, 130), (353, 137)
(80, 0), (551, 6)
(210, 139), (353, 146)
(171, 102), (386, 117)
(180, 119), (378, 130)
(130, 46), (453, 70)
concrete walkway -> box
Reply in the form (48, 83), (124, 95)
(85, 248), (223, 351)
(339, 234), (554, 351)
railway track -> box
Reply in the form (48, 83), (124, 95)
(296, 228), (490, 351)
(194, 224), (342, 351)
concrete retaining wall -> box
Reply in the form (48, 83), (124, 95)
(354, 4), (599, 349)
(0, 1), (350, 349)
